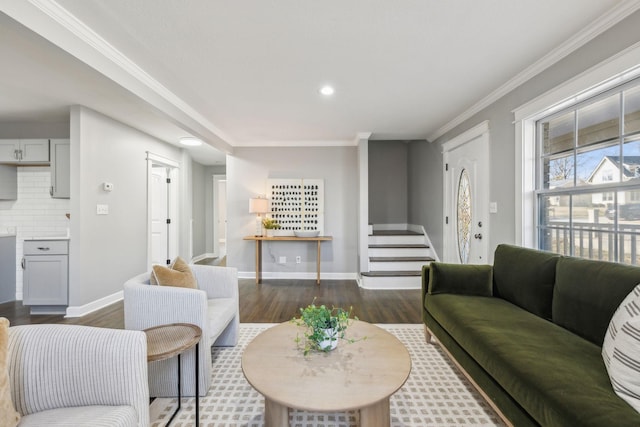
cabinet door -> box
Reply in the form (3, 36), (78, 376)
(23, 255), (68, 305)
(19, 139), (49, 163)
(0, 140), (20, 162)
(50, 139), (70, 199)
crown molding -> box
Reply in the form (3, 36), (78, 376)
(4, 0), (234, 151)
(427, 0), (640, 142)
(235, 139), (358, 148)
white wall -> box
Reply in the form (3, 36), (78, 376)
(227, 146), (358, 279)
(68, 106), (189, 313)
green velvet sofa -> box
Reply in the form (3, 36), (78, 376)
(422, 244), (640, 427)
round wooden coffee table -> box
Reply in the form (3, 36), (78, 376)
(242, 320), (411, 427)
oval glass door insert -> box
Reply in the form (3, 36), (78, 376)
(457, 168), (471, 264)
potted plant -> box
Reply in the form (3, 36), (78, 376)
(262, 217), (281, 237)
(292, 300), (357, 355)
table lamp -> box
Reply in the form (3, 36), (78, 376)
(249, 197), (269, 236)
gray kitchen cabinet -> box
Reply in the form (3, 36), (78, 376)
(0, 139), (49, 163)
(22, 239), (68, 314)
(50, 139), (70, 199)
(0, 165), (17, 200)
(0, 235), (16, 303)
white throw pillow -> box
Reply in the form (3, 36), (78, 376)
(602, 284), (640, 412)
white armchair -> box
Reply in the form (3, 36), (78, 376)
(124, 264), (239, 397)
(8, 324), (149, 427)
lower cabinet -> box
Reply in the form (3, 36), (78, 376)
(22, 239), (68, 314)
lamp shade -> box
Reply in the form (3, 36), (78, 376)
(249, 197), (269, 214)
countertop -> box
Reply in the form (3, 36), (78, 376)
(24, 236), (70, 241)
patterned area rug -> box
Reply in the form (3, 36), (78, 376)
(149, 324), (506, 427)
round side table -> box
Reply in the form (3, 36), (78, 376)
(144, 323), (202, 426)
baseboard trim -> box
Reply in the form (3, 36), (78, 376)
(65, 291), (123, 318)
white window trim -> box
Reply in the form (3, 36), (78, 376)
(514, 40), (640, 248)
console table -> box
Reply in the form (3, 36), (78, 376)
(243, 235), (332, 285)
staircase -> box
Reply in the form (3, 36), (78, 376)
(360, 228), (437, 289)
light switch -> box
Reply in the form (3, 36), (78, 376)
(489, 202), (498, 213)
(96, 204), (109, 215)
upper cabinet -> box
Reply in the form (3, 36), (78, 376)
(0, 139), (49, 164)
(50, 139), (70, 199)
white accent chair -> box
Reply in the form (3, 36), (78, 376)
(124, 264), (239, 397)
(8, 324), (149, 427)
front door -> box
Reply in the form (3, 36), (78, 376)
(443, 122), (490, 264)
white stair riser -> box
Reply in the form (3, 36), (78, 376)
(368, 235), (424, 245)
(368, 247), (432, 257)
(360, 275), (421, 290)
(369, 261), (431, 271)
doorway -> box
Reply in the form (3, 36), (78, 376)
(213, 174), (227, 258)
(443, 121), (490, 264)
(146, 152), (179, 267)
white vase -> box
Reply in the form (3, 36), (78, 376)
(266, 229), (274, 237)
(318, 328), (338, 351)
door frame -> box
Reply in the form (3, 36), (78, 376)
(146, 152), (179, 267)
(442, 121), (490, 263)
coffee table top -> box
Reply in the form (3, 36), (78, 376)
(144, 323), (202, 362)
(241, 320), (411, 412)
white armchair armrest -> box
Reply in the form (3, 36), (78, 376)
(8, 324), (149, 427)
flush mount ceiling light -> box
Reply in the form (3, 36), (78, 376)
(179, 137), (202, 146)
(319, 85), (335, 96)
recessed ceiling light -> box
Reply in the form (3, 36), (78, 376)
(319, 85), (335, 96)
(179, 137), (202, 146)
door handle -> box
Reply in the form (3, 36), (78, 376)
(474, 233), (483, 240)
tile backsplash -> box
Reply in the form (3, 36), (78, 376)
(0, 166), (70, 299)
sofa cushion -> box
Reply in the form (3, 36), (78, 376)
(553, 256), (640, 346)
(493, 244), (560, 319)
(426, 294), (640, 426)
(0, 318), (20, 427)
(428, 262), (493, 296)
(151, 257), (197, 289)
(602, 284), (640, 413)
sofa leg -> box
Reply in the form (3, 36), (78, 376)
(424, 325), (434, 344)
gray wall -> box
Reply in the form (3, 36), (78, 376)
(0, 121), (70, 138)
(411, 10), (640, 260)
(69, 106), (190, 308)
(368, 141), (408, 225)
(192, 161), (206, 257)
(226, 146), (358, 277)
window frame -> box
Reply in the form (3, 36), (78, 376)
(514, 42), (640, 250)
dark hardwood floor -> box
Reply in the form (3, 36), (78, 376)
(0, 279), (422, 328)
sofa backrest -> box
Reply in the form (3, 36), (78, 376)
(553, 256), (640, 346)
(493, 244), (560, 320)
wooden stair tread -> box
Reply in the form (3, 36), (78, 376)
(369, 244), (429, 249)
(361, 271), (422, 277)
(370, 230), (422, 236)
(370, 256), (434, 262)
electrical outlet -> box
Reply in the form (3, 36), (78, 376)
(96, 204), (109, 215)
(296, 256), (301, 264)
(278, 256), (286, 264)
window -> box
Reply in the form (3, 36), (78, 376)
(536, 79), (640, 264)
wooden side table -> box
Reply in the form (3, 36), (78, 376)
(144, 323), (202, 426)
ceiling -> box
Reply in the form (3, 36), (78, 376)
(1, 0), (638, 165)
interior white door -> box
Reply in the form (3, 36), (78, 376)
(150, 166), (169, 265)
(443, 124), (490, 264)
